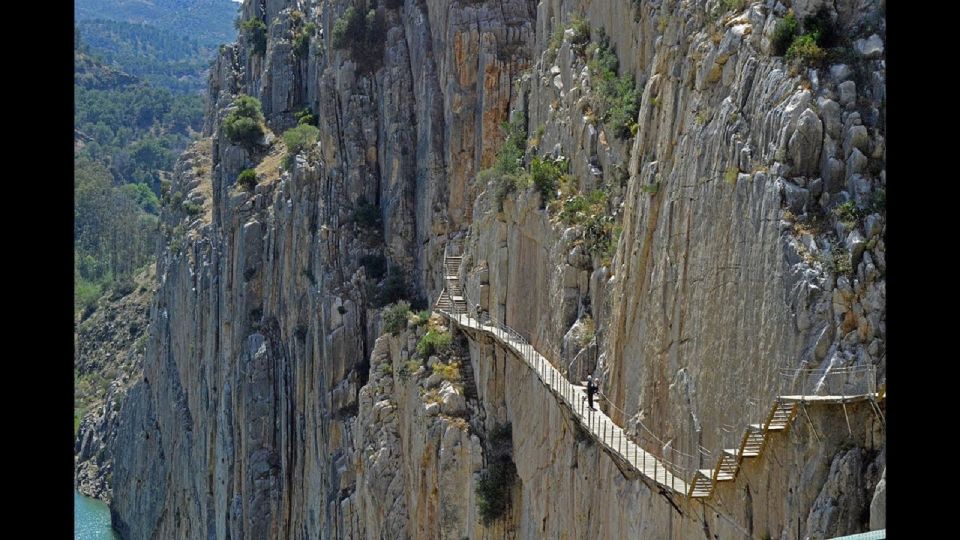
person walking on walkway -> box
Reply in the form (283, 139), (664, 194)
(586, 375), (599, 410)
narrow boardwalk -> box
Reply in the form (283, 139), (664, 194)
(434, 243), (883, 499)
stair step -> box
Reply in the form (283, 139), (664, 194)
(714, 472), (735, 481)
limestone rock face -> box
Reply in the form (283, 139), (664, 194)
(869, 467), (886, 529)
(74, 266), (154, 503)
(109, 0), (885, 538)
(343, 329), (480, 539)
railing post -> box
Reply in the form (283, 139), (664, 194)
(672, 447), (677, 492)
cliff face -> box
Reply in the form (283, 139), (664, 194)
(112, 0), (885, 538)
(75, 266), (153, 503)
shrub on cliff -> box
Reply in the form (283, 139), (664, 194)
(293, 31), (310, 58)
(477, 112), (530, 210)
(223, 95), (265, 146)
(783, 7), (837, 66)
(282, 124), (320, 155)
(529, 156), (568, 205)
(370, 266), (407, 307)
(382, 300), (410, 335)
(587, 31), (640, 140)
(240, 18), (267, 56)
(359, 253), (387, 280)
(352, 197), (382, 230)
(803, 7), (838, 48)
(237, 168), (258, 191)
(786, 33), (825, 65)
(771, 13), (798, 56)
(416, 329), (452, 357)
(330, 6), (386, 70)
(224, 116), (263, 146)
(296, 106), (318, 126)
(476, 423), (517, 525)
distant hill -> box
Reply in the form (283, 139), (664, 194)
(74, 44), (204, 190)
(75, 0), (239, 49)
(74, 48), (139, 90)
(77, 19), (217, 94)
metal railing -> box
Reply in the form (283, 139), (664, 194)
(778, 365), (878, 399)
(444, 236), (466, 258)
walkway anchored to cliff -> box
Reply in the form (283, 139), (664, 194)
(433, 239), (884, 500)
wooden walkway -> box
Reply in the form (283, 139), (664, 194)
(433, 244), (883, 500)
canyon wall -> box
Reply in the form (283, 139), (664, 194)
(111, 1), (886, 538)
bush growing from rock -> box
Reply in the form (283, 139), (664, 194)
(241, 18), (267, 55)
(588, 31), (640, 140)
(771, 13), (798, 56)
(529, 156), (568, 205)
(382, 300), (410, 334)
(359, 253), (387, 280)
(477, 113), (529, 210)
(786, 33), (825, 64)
(282, 124), (320, 155)
(237, 169), (258, 191)
(476, 423), (517, 524)
(223, 95), (265, 146)
(353, 197), (382, 230)
(330, 6), (386, 70)
(373, 267), (407, 307)
(416, 329), (452, 357)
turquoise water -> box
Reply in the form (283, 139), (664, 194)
(75, 491), (120, 540)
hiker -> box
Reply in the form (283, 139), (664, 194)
(586, 375), (599, 410)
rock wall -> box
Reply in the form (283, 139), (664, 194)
(75, 266), (153, 503)
(342, 323), (482, 539)
(111, 0), (885, 538)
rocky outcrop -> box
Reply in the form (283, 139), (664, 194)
(110, 0), (885, 538)
(74, 266), (153, 503)
(343, 323), (482, 539)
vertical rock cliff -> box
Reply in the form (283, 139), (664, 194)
(112, 0), (885, 538)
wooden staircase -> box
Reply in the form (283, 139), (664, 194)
(686, 399), (800, 498)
